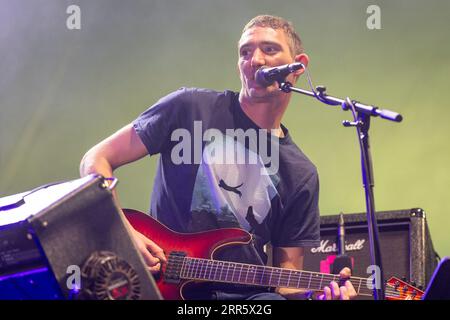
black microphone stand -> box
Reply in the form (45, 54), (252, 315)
(278, 80), (403, 300)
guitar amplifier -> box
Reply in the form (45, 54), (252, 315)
(303, 208), (438, 290)
(0, 174), (161, 300)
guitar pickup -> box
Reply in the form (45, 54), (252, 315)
(164, 251), (186, 284)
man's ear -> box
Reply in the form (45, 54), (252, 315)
(293, 53), (309, 78)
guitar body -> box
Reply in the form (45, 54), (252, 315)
(124, 208), (252, 300)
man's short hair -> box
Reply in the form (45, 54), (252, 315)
(242, 15), (304, 56)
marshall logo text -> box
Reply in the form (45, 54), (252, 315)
(310, 239), (366, 254)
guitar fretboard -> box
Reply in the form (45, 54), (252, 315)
(171, 256), (373, 296)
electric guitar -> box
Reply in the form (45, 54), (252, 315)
(124, 208), (424, 300)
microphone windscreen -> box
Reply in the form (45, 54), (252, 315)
(254, 67), (273, 87)
(332, 255), (353, 275)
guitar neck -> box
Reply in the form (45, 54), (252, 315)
(179, 257), (373, 297)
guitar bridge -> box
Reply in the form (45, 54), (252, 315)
(164, 251), (186, 284)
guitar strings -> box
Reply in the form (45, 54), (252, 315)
(173, 255), (373, 289)
(174, 260), (416, 299)
(166, 256), (420, 299)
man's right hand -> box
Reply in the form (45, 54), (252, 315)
(130, 228), (167, 274)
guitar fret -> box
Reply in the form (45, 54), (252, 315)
(252, 266), (257, 284)
(293, 270), (298, 287)
(224, 262), (231, 282)
(186, 258), (192, 278)
(207, 261), (213, 280)
(190, 259), (197, 278)
(192, 259), (198, 279)
(186, 258), (192, 279)
(196, 259), (203, 279)
(182, 258), (188, 278)
(218, 262), (224, 281)
(186, 258), (193, 278)
(243, 265), (248, 283)
(285, 270), (292, 287)
(231, 263), (237, 283)
(204, 260), (211, 280)
(296, 271), (301, 288)
(206, 260), (213, 280)
(278, 269), (287, 287)
(307, 273), (312, 289)
(246, 266), (251, 284)
(244, 265), (248, 283)
(238, 264), (244, 283)
(196, 259), (202, 279)
(204, 259), (211, 280)
(286, 270), (293, 288)
(193, 259), (200, 279)
(212, 261), (219, 280)
(194, 259), (201, 279)
(319, 273), (324, 290)
(180, 258), (187, 278)
(300, 272), (311, 288)
(249, 266), (254, 284)
(314, 274), (322, 290)
(216, 261), (221, 280)
(289, 271), (295, 287)
(276, 269), (281, 286)
(259, 266), (265, 285)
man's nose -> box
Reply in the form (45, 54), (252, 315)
(251, 49), (266, 68)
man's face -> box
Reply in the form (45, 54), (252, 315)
(238, 26), (297, 100)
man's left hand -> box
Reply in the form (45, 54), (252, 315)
(317, 267), (357, 300)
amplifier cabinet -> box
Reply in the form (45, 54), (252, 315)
(0, 174), (161, 300)
(303, 208), (437, 290)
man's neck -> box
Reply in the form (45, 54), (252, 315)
(238, 91), (291, 137)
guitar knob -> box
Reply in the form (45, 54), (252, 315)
(411, 281), (417, 287)
(418, 285), (423, 290)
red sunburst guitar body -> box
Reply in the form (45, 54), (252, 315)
(124, 208), (252, 300)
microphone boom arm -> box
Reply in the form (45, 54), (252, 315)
(278, 82), (402, 122)
(278, 80), (403, 300)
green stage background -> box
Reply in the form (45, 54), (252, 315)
(1, 1), (449, 258)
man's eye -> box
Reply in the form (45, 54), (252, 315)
(240, 49), (250, 57)
(264, 47), (277, 54)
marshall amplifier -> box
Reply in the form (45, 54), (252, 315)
(303, 208), (438, 291)
(0, 174), (161, 300)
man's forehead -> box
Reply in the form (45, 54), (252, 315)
(238, 26), (287, 47)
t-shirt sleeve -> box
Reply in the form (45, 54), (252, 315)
(133, 87), (191, 155)
(272, 172), (321, 248)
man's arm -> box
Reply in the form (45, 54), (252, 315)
(80, 123), (167, 271)
(80, 123), (148, 179)
(272, 247), (356, 300)
(272, 246), (311, 299)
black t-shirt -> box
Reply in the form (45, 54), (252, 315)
(133, 87), (320, 269)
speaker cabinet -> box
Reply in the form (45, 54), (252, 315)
(303, 208), (437, 290)
(0, 174), (161, 300)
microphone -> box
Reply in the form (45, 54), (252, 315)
(255, 62), (304, 87)
(332, 212), (353, 275)
(338, 212), (346, 255)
